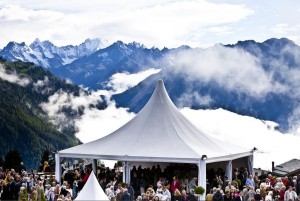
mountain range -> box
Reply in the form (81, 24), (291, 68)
(1, 37), (300, 133)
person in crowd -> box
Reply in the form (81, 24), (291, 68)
(174, 188), (182, 201)
(225, 182), (236, 193)
(187, 189), (197, 201)
(284, 186), (297, 201)
(276, 178), (284, 190)
(121, 188), (131, 201)
(254, 189), (262, 201)
(206, 189), (214, 201)
(162, 183), (171, 201)
(235, 190), (244, 201)
(212, 188), (223, 201)
(265, 191), (273, 201)
(247, 186), (255, 201)
(279, 186), (286, 201)
(46, 186), (55, 201)
(297, 174), (300, 196)
(19, 184), (28, 201)
(245, 175), (255, 188)
(212, 175), (223, 189)
(260, 182), (267, 198)
(181, 189), (188, 201)
(223, 190), (232, 201)
(253, 172), (260, 189)
(30, 186), (38, 201)
(268, 174), (275, 186)
(126, 183), (135, 201)
(188, 177), (197, 191)
(273, 185), (280, 201)
(286, 177), (295, 189)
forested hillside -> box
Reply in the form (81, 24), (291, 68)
(0, 58), (83, 169)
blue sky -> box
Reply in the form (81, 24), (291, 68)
(0, 0), (299, 48)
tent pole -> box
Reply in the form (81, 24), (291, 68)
(126, 162), (131, 184)
(92, 159), (97, 175)
(225, 160), (232, 182)
(122, 161), (127, 183)
(197, 159), (206, 201)
(55, 152), (61, 184)
(247, 154), (254, 176)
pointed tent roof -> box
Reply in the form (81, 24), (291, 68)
(75, 171), (109, 201)
(59, 80), (252, 163)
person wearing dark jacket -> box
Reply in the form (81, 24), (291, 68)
(213, 188), (224, 201)
(286, 177), (294, 188)
(121, 188), (131, 201)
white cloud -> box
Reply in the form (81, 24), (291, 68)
(177, 91), (213, 108)
(288, 106), (300, 137)
(0, 64), (30, 86)
(40, 87), (135, 142)
(162, 45), (287, 98)
(40, 89), (104, 130)
(180, 107), (300, 170)
(75, 101), (135, 143)
(33, 76), (53, 94)
(0, 1), (253, 48)
(106, 68), (161, 94)
(208, 26), (233, 35)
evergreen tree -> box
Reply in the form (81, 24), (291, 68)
(40, 150), (50, 165)
(5, 150), (22, 172)
(0, 153), (5, 167)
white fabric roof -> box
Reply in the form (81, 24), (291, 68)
(59, 80), (252, 163)
(75, 171), (109, 201)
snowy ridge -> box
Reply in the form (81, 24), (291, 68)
(0, 38), (103, 68)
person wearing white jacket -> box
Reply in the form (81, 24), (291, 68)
(284, 186), (298, 201)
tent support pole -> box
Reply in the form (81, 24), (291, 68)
(197, 159), (206, 201)
(92, 159), (97, 174)
(126, 162), (131, 184)
(123, 161), (128, 183)
(247, 154), (254, 176)
(225, 160), (232, 182)
(55, 152), (61, 184)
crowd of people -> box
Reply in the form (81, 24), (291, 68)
(0, 161), (300, 201)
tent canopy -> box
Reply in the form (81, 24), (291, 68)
(75, 171), (109, 201)
(59, 80), (252, 164)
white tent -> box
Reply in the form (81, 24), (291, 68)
(75, 171), (109, 201)
(56, 80), (253, 197)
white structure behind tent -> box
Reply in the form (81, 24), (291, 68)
(75, 171), (109, 201)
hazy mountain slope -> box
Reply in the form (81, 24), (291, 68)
(0, 59), (82, 168)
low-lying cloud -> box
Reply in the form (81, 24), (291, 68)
(40, 89), (104, 131)
(161, 45), (286, 98)
(176, 91), (213, 108)
(180, 108), (300, 170)
(106, 68), (161, 94)
(0, 64), (30, 86)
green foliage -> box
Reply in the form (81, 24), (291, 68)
(0, 60), (82, 168)
(194, 186), (205, 195)
(40, 189), (47, 201)
(233, 179), (241, 188)
(120, 182), (126, 188)
(5, 150), (22, 172)
(19, 187), (28, 200)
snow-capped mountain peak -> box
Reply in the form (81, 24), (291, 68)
(0, 38), (104, 68)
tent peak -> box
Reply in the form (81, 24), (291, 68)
(155, 79), (165, 91)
